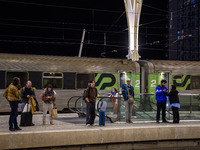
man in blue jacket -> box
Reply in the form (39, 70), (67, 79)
(121, 79), (134, 123)
(155, 80), (168, 123)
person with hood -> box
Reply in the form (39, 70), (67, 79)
(167, 85), (180, 124)
(155, 80), (168, 123)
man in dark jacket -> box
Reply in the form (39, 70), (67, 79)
(167, 85), (180, 123)
(155, 80), (168, 123)
(84, 80), (98, 126)
(20, 81), (35, 126)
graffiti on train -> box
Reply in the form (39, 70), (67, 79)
(95, 73), (117, 90)
(172, 75), (191, 90)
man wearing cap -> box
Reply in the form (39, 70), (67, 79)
(155, 80), (169, 123)
(121, 78), (134, 123)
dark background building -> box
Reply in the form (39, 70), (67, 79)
(0, 0), (168, 60)
(169, 0), (200, 61)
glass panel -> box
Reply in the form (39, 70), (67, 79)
(77, 74), (94, 89)
(74, 94), (200, 122)
(6, 72), (27, 87)
(43, 78), (62, 88)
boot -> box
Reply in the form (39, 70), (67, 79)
(50, 121), (54, 125)
(43, 121), (46, 125)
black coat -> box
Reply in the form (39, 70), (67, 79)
(167, 90), (179, 104)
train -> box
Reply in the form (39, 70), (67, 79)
(0, 53), (200, 112)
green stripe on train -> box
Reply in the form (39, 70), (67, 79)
(171, 74), (191, 90)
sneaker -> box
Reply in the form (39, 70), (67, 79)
(129, 121), (133, 123)
(86, 124), (90, 127)
(15, 127), (22, 130)
(9, 128), (15, 131)
(163, 120), (169, 123)
(156, 120), (160, 124)
(50, 121), (54, 125)
(43, 121), (46, 125)
(91, 124), (97, 126)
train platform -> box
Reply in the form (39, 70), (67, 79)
(1, 113), (200, 150)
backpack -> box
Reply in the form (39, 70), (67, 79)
(3, 88), (9, 100)
(83, 88), (91, 101)
(20, 87), (35, 100)
(97, 100), (104, 112)
(82, 87), (97, 101)
(40, 89), (46, 100)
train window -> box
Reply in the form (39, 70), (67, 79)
(63, 72), (76, 89)
(6, 72), (27, 87)
(29, 72), (42, 89)
(43, 73), (62, 77)
(43, 72), (63, 88)
(191, 76), (200, 89)
(77, 73), (94, 89)
(0, 71), (5, 89)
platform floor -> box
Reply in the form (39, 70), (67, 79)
(0, 113), (199, 133)
(1, 113), (200, 149)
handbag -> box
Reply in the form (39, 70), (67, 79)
(126, 85), (134, 104)
(51, 108), (58, 118)
(23, 103), (31, 113)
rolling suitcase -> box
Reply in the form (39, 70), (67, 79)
(20, 103), (32, 126)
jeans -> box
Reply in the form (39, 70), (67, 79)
(86, 102), (96, 125)
(172, 106), (179, 123)
(9, 101), (19, 129)
(43, 102), (53, 121)
(99, 110), (105, 126)
(156, 102), (167, 121)
(124, 101), (133, 122)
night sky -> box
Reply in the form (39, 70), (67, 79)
(0, 0), (168, 60)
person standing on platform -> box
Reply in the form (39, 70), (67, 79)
(98, 100), (107, 126)
(20, 81), (35, 126)
(121, 79), (134, 123)
(155, 80), (168, 123)
(7, 77), (21, 131)
(109, 88), (119, 114)
(167, 85), (180, 124)
(84, 80), (98, 126)
(42, 84), (56, 125)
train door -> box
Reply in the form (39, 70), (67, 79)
(118, 71), (140, 94)
(119, 72), (132, 87)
